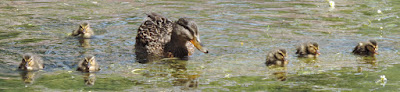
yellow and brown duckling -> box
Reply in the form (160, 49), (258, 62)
(72, 22), (94, 39)
(265, 49), (288, 67)
(135, 13), (208, 62)
(77, 56), (100, 72)
(352, 40), (378, 56)
(18, 54), (44, 71)
(296, 42), (320, 58)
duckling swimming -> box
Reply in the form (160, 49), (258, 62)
(72, 22), (94, 39)
(296, 42), (320, 58)
(135, 13), (208, 63)
(77, 56), (100, 72)
(265, 49), (287, 67)
(352, 40), (378, 56)
(18, 54), (44, 71)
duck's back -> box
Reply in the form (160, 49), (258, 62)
(135, 13), (173, 62)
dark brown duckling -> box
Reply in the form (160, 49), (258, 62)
(135, 13), (208, 63)
(296, 42), (320, 58)
(77, 56), (100, 72)
(352, 40), (378, 56)
(18, 54), (44, 71)
(72, 22), (94, 39)
(265, 49), (288, 67)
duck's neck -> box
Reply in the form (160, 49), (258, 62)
(164, 34), (190, 58)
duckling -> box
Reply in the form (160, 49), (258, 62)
(18, 54), (44, 71)
(296, 42), (320, 58)
(77, 56), (100, 72)
(265, 49), (287, 67)
(135, 13), (208, 63)
(352, 40), (378, 56)
(71, 22), (94, 39)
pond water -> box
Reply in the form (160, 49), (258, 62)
(1, 0), (400, 91)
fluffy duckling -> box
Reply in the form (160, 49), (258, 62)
(265, 49), (288, 67)
(352, 40), (378, 56)
(18, 54), (44, 71)
(77, 56), (100, 72)
(296, 42), (320, 58)
(72, 22), (94, 39)
(135, 13), (208, 63)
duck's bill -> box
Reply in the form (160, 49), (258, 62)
(190, 38), (209, 53)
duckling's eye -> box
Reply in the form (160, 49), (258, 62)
(279, 52), (285, 57)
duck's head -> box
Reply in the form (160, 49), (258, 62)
(275, 49), (287, 61)
(19, 55), (34, 71)
(367, 40), (378, 55)
(79, 22), (90, 34)
(307, 42), (320, 55)
(82, 56), (97, 72)
(175, 18), (208, 53)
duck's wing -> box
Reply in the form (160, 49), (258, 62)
(135, 13), (173, 59)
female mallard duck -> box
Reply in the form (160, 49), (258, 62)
(77, 56), (100, 72)
(296, 42), (320, 58)
(135, 13), (208, 63)
(352, 40), (378, 56)
(71, 22), (94, 39)
(265, 49), (287, 67)
(19, 54), (44, 71)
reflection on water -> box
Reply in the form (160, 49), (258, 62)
(79, 38), (91, 48)
(141, 59), (199, 90)
(20, 71), (40, 84)
(298, 57), (319, 64)
(356, 56), (378, 72)
(268, 66), (287, 81)
(273, 71), (287, 81)
(83, 73), (96, 86)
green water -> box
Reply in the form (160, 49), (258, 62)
(0, 0), (400, 91)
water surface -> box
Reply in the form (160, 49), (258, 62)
(0, 0), (400, 91)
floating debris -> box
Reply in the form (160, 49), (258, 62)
(328, 0), (335, 11)
(329, 0), (335, 8)
(377, 10), (382, 14)
(375, 75), (387, 87)
(131, 68), (145, 74)
(225, 74), (231, 78)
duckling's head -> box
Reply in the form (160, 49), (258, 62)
(78, 22), (90, 34)
(307, 42), (320, 55)
(275, 49), (287, 61)
(82, 56), (97, 72)
(19, 55), (34, 71)
(175, 18), (208, 53)
(367, 40), (378, 54)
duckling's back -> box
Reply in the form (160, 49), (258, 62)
(135, 13), (173, 63)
